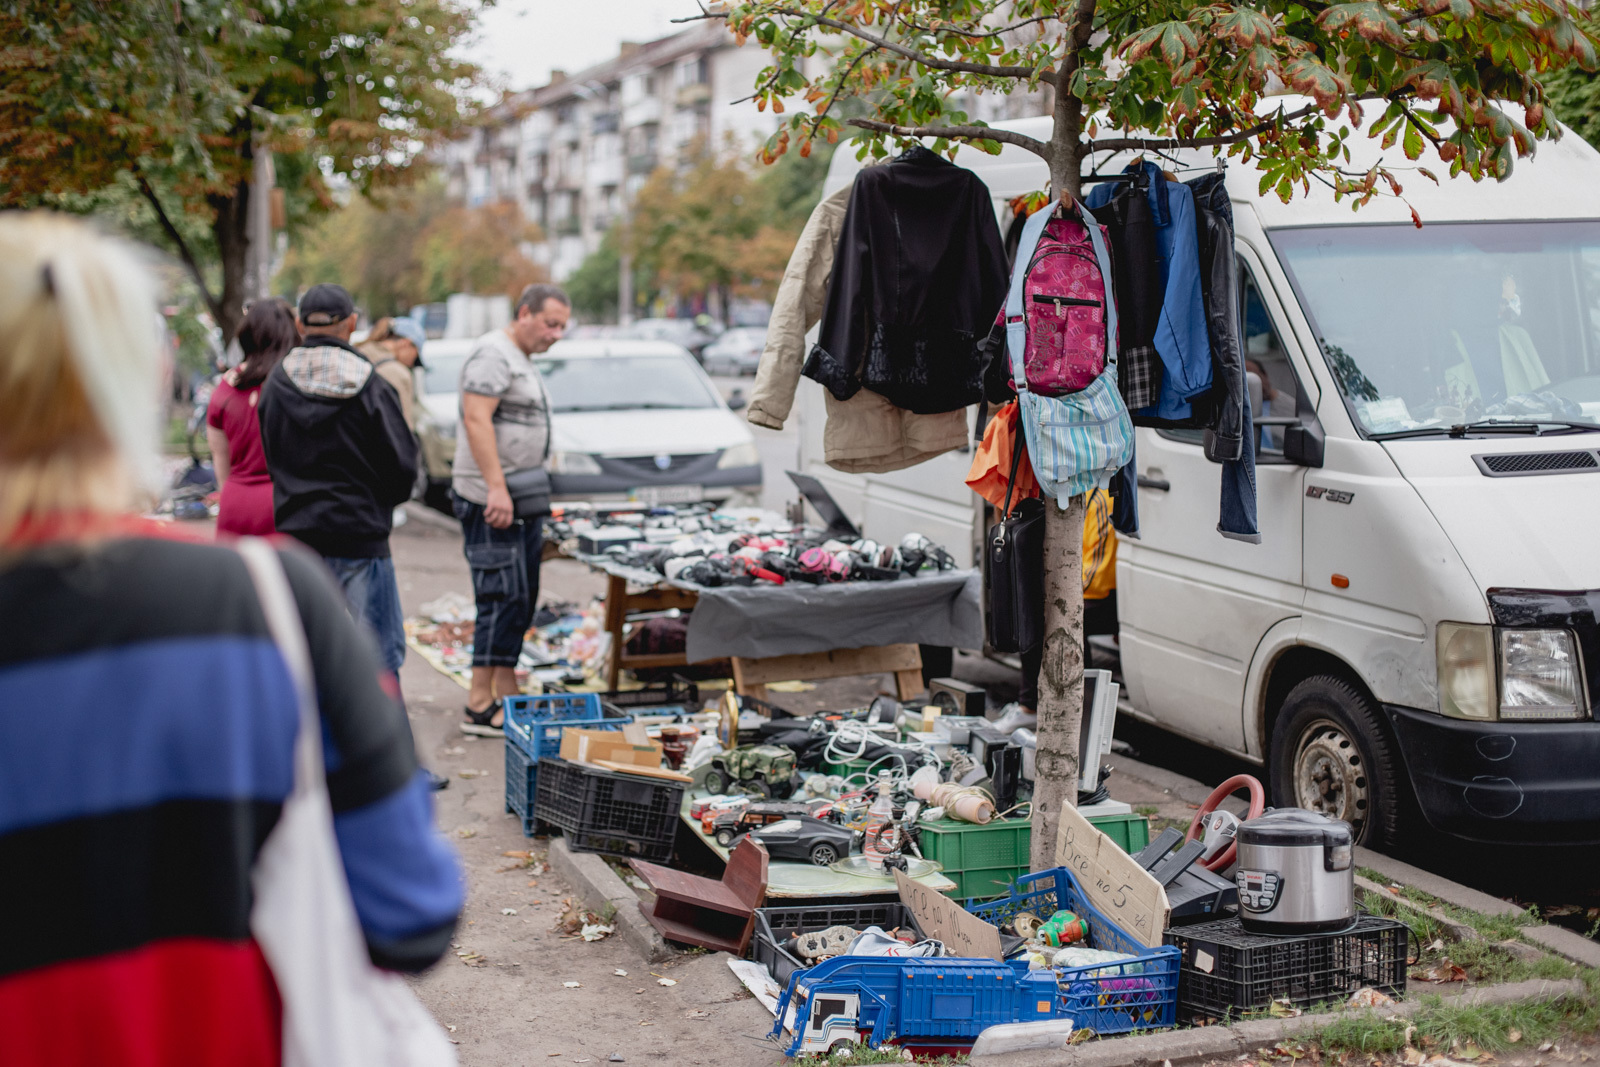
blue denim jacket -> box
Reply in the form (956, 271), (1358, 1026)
(1088, 163), (1213, 421)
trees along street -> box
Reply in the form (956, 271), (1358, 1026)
(0, 0), (478, 343)
(709, 0), (1600, 867)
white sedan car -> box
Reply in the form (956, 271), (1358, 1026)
(415, 338), (762, 507)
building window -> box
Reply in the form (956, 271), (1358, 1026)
(676, 56), (707, 87)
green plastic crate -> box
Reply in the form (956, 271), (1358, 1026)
(915, 817), (1032, 900)
(1088, 811), (1150, 854)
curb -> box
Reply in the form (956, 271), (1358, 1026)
(969, 978), (1588, 1067)
(1353, 848), (1523, 919)
(547, 838), (675, 963)
(1110, 753), (1220, 808)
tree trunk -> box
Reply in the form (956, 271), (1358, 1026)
(1029, 495), (1087, 868)
(209, 176), (252, 345)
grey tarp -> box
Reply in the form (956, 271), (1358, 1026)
(683, 569), (982, 663)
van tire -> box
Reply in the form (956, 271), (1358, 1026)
(1269, 675), (1404, 849)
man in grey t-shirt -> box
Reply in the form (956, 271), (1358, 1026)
(450, 283), (569, 734)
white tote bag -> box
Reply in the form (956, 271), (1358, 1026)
(237, 538), (457, 1067)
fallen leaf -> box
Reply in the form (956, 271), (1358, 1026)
(635, 988), (645, 995)
(563, 981), (582, 988)
(1410, 962), (1467, 983)
(614, 968), (629, 976)
(1404, 1049), (1425, 1066)
(1269, 999), (1303, 1018)
(502, 851), (532, 859)
(528, 880), (540, 888)
(447, 1025), (457, 1033)
(1538, 1042), (1555, 1053)
(502, 908), (518, 916)
(581, 922), (615, 942)
(657, 978), (677, 986)
(685, 1009), (711, 1019)
(1507, 1031), (1522, 1044)
(1348, 988), (1397, 1009)
(455, 827), (477, 838)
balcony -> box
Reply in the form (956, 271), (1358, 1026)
(553, 216), (582, 237)
(592, 111), (620, 135)
(675, 82), (711, 108)
(623, 96), (662, 127)
(627, 153), (660, 176)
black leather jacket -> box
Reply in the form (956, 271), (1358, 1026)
(1184, 173), (1245, 463)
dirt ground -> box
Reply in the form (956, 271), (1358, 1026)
(387, 511), (1258, 1064)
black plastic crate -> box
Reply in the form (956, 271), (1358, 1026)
(752, 902), (924, 990)
(1165, 915), (1408, 1021)
(534, 757), (684, 862)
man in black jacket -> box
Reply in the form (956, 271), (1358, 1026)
(259, 283), (419, 683)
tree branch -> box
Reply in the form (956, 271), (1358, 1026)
(889, 11), (1062, 42)
(676, 7), (1052, 83)
(1087, 102), (1320, 152)
(846, 117), (1051, 156)
(134, 171), (223, 322)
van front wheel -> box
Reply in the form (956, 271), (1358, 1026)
(1269, 675), (1404, 848)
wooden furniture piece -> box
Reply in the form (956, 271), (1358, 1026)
(731, 643), (924, 702)
(629, 838), (770, 954)
(601, 572), (702, 690)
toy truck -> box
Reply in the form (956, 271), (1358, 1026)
(770, 955), (1061, 1057)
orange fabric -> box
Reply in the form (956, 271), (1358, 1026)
(966, 401), (1041, 514)
(1082, 488), (1117, 599)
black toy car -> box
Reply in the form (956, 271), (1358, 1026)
(736, 815), (858, 866)
(710, 801), (814, 847)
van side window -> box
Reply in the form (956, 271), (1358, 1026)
(1242, 271), (1299, 458)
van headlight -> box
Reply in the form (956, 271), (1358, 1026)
(717, 442), (760, 469)
(1499, 629), (1585, 720)
(1436, 623), (1587, 721)
(547, 451), (601, 475)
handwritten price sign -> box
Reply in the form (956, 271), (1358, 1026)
(1054, 802), (1169, 948)
(893, 869), (1004, 961)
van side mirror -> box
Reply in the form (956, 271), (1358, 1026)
(1283, 420), (1324, 468)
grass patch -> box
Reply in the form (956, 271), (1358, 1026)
(1355, 886), (1563, 986)
(1315, 990), (1597, 1057)
(1134, 805), (1160, 818)
(813, 1049), (965, 1064)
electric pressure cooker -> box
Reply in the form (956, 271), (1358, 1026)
(1234, 809), (1354, 934)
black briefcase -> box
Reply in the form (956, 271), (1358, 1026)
(986, 439), (1045, 653)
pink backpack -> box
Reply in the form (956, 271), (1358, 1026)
(1006, 206), (1114, 396)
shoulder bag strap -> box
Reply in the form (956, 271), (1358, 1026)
(1004, 205), (1054, 396)
(1000, 408), (1026, 518)
(236, 538), (318, 769)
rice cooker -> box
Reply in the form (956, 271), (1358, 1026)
(1234, 808), (1354, 934)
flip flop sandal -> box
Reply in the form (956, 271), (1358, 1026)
(460, 700), (505, 737)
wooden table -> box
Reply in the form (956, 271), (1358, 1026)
(587, 562), (925, 700)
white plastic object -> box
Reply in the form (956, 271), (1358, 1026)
(682, 734), (723, 771)
(970, 1020), (1077, 1058)
(991, 703), (1038, 734)
(908, 764), (941, 797)
(1199, 809), (1241, 861)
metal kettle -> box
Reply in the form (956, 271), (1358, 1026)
(1234, 808), (1355, 934)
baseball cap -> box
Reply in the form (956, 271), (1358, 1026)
(387, 317), (428, 367)
(298, 283), (355, 328)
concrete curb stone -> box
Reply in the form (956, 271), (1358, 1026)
(1353, 848), (1524, 919)
(547, 838), (675, 963)
(968, 977), (1587, 1067)
(1520, 924), (1600, 970)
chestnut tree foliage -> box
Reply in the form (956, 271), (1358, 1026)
(704, 0), (1598, 862)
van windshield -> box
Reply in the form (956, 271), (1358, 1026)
(1273, 222), (1600, 436)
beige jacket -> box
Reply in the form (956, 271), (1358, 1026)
(748, 182), (968, 474)
(359, 341), (418, 433)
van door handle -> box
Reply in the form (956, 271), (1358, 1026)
(1137, 475), (1171, 492)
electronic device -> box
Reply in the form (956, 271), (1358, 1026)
(1079, 669), (1120, 794)
(1133, 828), (1239, 924)
(928, 678), (987, 718)
(785, 471), (862, 540)
(968, 726), (1021, 812)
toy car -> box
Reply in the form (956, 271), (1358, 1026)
(710, 801), (813, 845)
(702, 744), (798, 799)
(735, 815), (858, 866)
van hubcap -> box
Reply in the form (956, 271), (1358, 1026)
(1293, 719), (1369, 836)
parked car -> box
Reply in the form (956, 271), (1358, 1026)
(414, 338), (763, 509)
(701, 327), (768, 376)
(737, 815), (858, 866)
(807, 101), (1600, 850)
(621, 317), (717, 359)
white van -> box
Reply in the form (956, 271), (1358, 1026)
(797, 104), (1600, 848)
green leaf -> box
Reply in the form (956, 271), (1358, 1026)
(1215, 7), (1276, 48)
(1284, 56), (1349, 111)
(1403, 121), (1424, 159)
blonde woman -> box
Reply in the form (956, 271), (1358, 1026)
(0, 214), (461, 1064)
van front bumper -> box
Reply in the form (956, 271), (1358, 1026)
(1385, 704), (1600, 844)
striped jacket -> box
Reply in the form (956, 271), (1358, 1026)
(0, 522), (462, 1065)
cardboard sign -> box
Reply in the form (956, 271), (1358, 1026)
(1054, 801), (1170, 948)
(894, 868), (1004, 961)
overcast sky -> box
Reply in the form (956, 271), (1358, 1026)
(460, 0), (694, 93)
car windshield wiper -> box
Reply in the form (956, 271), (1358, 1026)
(1372, 419), (1599, 441)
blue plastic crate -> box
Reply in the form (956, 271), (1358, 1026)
(502, 693), (628, 763)
(504, 740), (541, 836)
(969, 867), (1180, 1036)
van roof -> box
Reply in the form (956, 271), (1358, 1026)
(822, 97), (1600, 228)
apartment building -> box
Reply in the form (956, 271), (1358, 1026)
(443, 23), (781, 282)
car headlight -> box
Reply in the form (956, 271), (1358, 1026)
(717, 442), (760, 469)
(1437, 622), (1496, 721)
(1499, 629), (1585, 720)
(547, 451), (602, 475)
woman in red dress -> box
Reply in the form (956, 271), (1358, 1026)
(205, 299), (298, 535)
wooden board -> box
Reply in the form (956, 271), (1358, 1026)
(591, 758), (693, 782)
(1054, 800), (1170, 949)
(731, 643), (923, 701)
(894, 868), (1004, 961)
